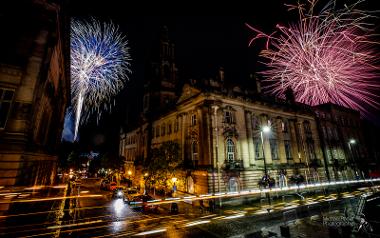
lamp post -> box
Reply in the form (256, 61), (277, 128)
(260, 125), (272, 210)
(260, 126), (271, 177)
(127, 170), (132, 187)
(348, 139), (360, 179)
(143, 173), (148, 194)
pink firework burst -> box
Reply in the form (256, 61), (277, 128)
(247, 0), (380, 117)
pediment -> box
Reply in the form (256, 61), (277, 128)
(177, 84), (201, 104)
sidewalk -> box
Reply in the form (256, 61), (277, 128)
(148, 190), (213, 217)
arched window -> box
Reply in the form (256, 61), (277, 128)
(226, 138), (235, 162)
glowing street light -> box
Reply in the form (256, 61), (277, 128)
(260, 126), (271, 177)
(260, 125), (272, 210)
(348, 139), (360, 179)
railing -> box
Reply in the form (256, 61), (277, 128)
(223, 160), (244, 170)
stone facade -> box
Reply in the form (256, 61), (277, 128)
(314, 103), (367, 180)
(0, 1), (69, 187)
(121, 81), (327, 194)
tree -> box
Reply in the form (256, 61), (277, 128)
(145, 141), (182, 194)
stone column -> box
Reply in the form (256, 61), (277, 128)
(289, 119), (300, 163)
(296, 120), (308, 164)
(276, 118), (287, 164)
(245, 111), (255, 166)
(234, 108), (249, 168)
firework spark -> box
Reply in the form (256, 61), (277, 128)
(247, 0), (379, 117)
(71, 19), (131, 140)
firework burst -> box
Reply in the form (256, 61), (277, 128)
(71, 19), (131, 140)
(247, 0), (379, 117)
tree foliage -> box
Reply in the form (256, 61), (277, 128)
(144, 141), (182, 190)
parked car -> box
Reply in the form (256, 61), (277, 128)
(107, 182), (117, 191)
(123, 188), (140, 203)
(129, 194), (159, 213)
(100, 180), (109, 190)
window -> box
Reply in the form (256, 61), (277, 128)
(303, 121), (311, 134)
(254, 139), (263, 159)
(284, 140), (292, 160)
(333, 128), (339, 139)
(0, 89), (14, 129)
(224, 110), (233, 124)
(252, 116), (260, 130)
(282, 120), (289, 133)
(161, 124), (166, 136)
(307, 141), (316, 160)
(226, 138), (235, 162)
(174, 119), (179, 132)
(322, 126), (327, 138)
(191, 141), (198, 162)
(191, 114), (197, 126)
(327, 127), (333, 139)
(269, 139), (278, 160)
(156, 126), (160, 138)
(168, 122), (172, 134)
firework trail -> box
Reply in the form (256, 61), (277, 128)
(247, 0), (379, 117)
(71, 19), (131, 140)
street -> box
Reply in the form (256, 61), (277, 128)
(1, 179), (379, 237)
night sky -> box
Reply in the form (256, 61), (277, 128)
(65, 0), (380, 153)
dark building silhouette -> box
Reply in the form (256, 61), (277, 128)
(0, 1), (70, 187)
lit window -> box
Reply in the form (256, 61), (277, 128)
(224, 110), (233, 124)
(226, 138), (235, 162)
(282, 120), (289, 133)
(191, 114), (197, 126)
(270, 139), (278, 160)
(0, 89), (14, 129)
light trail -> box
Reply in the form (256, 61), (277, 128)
(0, 194), (103, 204)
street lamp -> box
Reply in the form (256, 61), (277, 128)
(260, 126), (271, 177)
(348, 139), (360, 179)
(260, 125), (272, 211)
(127, 170), (132, 187)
